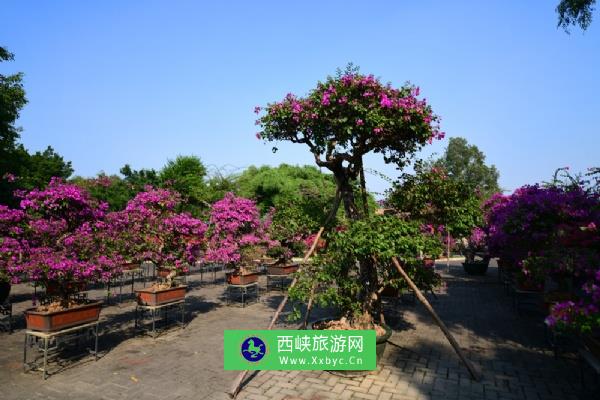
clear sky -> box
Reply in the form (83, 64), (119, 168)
(1, 1), (599, 196)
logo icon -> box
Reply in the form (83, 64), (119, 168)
(241, 336), (266, 362)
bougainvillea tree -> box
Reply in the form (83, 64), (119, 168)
(256, 67), (444, 220)
(256, 68), (444, 322)
(484, 179), (600, 332)
(204, 192), (275, 266)
(110, 187), (207, 272)
(2, 178), (123, 305)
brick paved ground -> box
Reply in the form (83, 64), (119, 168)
(1, 260), (598, 400)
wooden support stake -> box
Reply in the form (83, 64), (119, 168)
(229, 227), (325, 398)
(391, 257), (481, 381)
(301, 285), (316, 329)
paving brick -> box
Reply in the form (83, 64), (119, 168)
(1, 261), (594, 400)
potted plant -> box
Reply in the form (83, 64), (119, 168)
(459, 227), (490, 275)
(0, 206), (27, 304)
(265, 245), (298, 275)
(226, 245), (263, 285)
(204, 193), (273, 285)
(136, 268), (187, 306)
(4, 180), (121, 332)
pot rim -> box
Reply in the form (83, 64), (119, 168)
(310, 317), (392, 342)
(135, 285), (187, 294)
(24, 300), (103, 316)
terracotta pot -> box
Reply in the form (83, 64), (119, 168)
(267, 263), (299, 276)
(0, 281), (10, 304)
(24, 301), (103, 332)
(226, 272), (260, 285)
(157, 267), (173, 278)
(423, 258), (435, 267)
(311, 318), (392, 377)
(122, 262), (141, 270)
(135, 285), (187, 306)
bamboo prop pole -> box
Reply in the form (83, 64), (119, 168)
(300, 285), (316, 329)
(391, 257), (481, 382)
(446, 229), (450, 272)
(229, 227), (325, 398)
(299, 190), (342, 330)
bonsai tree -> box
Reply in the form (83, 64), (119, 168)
(256, 67), (444, 323)
(205, 192), (275, 273)
(112, 187), (207, 280)
(4, 178), (122, 307)
(457, 227), (488, 263)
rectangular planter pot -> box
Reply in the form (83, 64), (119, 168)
(267, 263), (299, 276)
(122, 262), (141, 270)
(226, 272), (260, 285)
(135, 285), (187, 306)
(24, 301), (103, 332)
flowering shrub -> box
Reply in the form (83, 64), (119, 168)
(1, 178), (122, 303)
(484, 178), (600, 331)
(485, 184), (599, 268)
(547, 269), (600, 333)
(204, 192), (275, 267)
(108, 187), (207, 272)
(457, 226), (488, 263)
(0, 181), (208, 302)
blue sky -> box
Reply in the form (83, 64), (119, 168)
(1, 1), (599, 196)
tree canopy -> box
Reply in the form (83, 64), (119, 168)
(257, 66), (444, 220)
(0, 47), (72, 207)
(557, 0), (596, 32)
(428, 137), (500, 198)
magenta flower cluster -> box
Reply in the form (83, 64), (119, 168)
(204, 192), (275, 265)
(0, 181), (207, 297)
(255, 72), (445, 153)
(484, 183), (600, 331)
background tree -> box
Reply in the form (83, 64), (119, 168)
(119, 164), (160, 192)
(0, 47), (72, 206)
(71, 173), (132, 211)
(557, 0), (596, 32)
(159, 155), (208, 215)
(235, 164), (340, 252)
(388, 161), (484, 240)
(428, 137), (500, 198)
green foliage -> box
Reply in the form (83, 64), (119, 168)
(557, 0), (596, 32)
(0, 47), (26, 147)
(388, 161), (483, 238)
(0, 47), (72, 206)
(71, 174), (133, 211)
(289, 216), (443, 319)
(119, 164), (160, 191)
(159, 155), (208, 214)
(428, 137), (500, 198)
(235, 164), (339, 247)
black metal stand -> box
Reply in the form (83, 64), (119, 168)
(266, 274), (293, 292)
(134, 300), (185, 338)
(226, 282), (260, 307)
(23, 321), (99, 380)
(0, 300), (12, 333)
